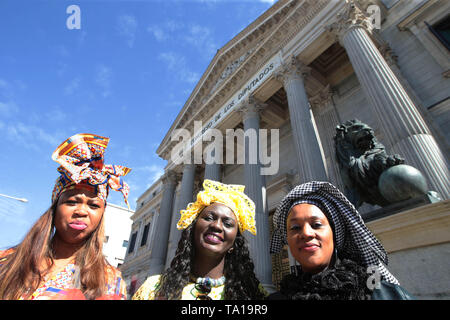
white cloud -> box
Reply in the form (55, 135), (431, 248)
(147, 20), (217, 59)
(127, 164), (165, 198)
(63, 77), (81, 95)
(147, 20), (183, 42)
(45, 108), (67, 122)
(54, 45), (70, 57)
(117, 15), (138, 48)
(57, 62), (68, 77)
(95, 65), (113, 98)
(0, 78), (8, 89)
(0, 79), (20, 118)
(147, 25), (168, 41)
(158, 52), (178, 70)
(1, 121), (61, 150)
(78, 30), (87, 46)
(144, 165), (165, 185)
(0, 78), (14, 100)
(158, 52), (200, 84)
(0, 101), (19, 118)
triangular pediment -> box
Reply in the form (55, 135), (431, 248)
(157, 0), (334, 161)
(157, 0), (298, 158)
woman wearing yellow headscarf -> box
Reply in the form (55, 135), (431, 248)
(132, 179), (267, 300)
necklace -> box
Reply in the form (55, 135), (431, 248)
(192, 275), (226, 288)
(189, 275), (225, 300)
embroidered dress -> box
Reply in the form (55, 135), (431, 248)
(132, 275), (225, 300)
(0, 249), (127, 300)
(132, 275), (268, 300)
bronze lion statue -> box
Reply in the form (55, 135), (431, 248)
(334, 119), (404, 208)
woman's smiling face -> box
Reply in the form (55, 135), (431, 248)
(286, 203), (334, 274)
(193, 202), (239, 258)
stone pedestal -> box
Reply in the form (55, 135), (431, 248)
(366, 200), (450, 299)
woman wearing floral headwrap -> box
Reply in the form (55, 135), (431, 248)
(132, 179), (267, 300)
(268, 181), (414, 300)
(0, 133), (130, 300)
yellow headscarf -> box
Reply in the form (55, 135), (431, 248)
(177, 179), (257, 235)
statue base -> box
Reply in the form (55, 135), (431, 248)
(362, 192), (441, 222)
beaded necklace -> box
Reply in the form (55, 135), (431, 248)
(189, 275), (226, 300)
(194, 275), (226, 288)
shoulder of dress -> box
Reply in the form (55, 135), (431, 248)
(132, 275), (162, 300)
(258, 283), (269, 297)
(142, 275), (162, 289)
(104, 264), (123, 279)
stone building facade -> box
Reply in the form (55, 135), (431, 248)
(120, 0), (450, 299)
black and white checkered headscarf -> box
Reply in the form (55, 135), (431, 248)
(270, 181), (399, 284)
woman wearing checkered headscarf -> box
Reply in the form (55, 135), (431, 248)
(269, 181), (413, 300)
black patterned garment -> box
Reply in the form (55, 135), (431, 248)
(270, 181), (399, 285)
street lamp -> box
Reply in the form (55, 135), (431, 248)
(0, 193), (28, 203)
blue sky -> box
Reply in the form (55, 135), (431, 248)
(0, 0), (275, 249)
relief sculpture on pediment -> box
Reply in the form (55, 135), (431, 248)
(208, 46), (258, 96)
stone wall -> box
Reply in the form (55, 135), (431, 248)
(367, 200), (450, 299)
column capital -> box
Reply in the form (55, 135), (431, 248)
(325, 0), (374, 44)
(274, 55), (311, 85)
(309, 85), (333, 113)
(161, 170), (178, 186)
(237, 95), (266, 121)
(378, 43), (398, 67)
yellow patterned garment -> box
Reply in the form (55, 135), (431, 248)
(132, 275), (269, 300)
(177, 179), (257, 235)
(131, 275), (225, 300)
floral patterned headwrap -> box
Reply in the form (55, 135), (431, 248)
(51, 133), (131, 208)
(177, 179), (257, 235)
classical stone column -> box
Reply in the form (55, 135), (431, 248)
(132, 219), (144, 258)
(275, 57), (328, 183)
(309, 85), (345, 191)
(238, 96), (274, 291)
(148, 170), (177, 275)
(204, 148), (222, 181)
(165, 164), (196, 267)
(378, 42), (450, 158)
(327, 1), (449, 199)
